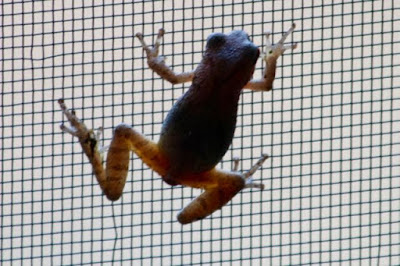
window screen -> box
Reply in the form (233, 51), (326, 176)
(1, 1), (399, 265)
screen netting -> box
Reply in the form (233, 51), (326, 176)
(1, 1), (399, 265)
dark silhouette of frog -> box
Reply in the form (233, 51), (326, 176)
(59, 24), (297, 224)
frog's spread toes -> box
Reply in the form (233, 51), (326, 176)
(263, 23), (297, 61)
(58, 99), (99, 155)
(135, 28), (165, 58)
(243, 154), (268, 190)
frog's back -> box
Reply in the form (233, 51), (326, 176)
(158, 29), (259, 177)
(158, 89), (238, 176)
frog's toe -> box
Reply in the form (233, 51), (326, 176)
(240, 154), (268, 190)
(244, 178), (265, 190)
(60, 123), (79, 137)
(232, 156), (240, 171)
(58, 99), (98, 144)
(277, 23), (296, 45)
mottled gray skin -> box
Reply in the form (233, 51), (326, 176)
(158, 31), (260, 181)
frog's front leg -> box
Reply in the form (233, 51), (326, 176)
(176, 155), (268, 224)
(136, 29), (195, 84)
(58, 99), (169, 201)
(245, 23), (297, 91)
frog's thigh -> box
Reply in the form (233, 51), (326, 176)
(105, 123), (169, 198)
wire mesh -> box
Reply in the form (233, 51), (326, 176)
(1, 0), (399, 265)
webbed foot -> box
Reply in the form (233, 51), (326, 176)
(135, 28), (166, 62)
(135, 29), (194, 84)
(262, 23), (297, 62)
(58, 99), (102, 159)
(232, 154), (269, 190)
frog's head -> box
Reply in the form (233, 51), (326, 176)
(203, 30), (260, 86)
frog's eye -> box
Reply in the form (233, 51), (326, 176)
(206, 33), (226, 49)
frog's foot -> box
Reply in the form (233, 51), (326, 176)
(262, 23), (297, 62)
(58, 99), (102, 159)
(235, 154), (268, 190)
(135, 29), (194, 84)
(135, 28), (165, 61)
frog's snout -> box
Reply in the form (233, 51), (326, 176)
(248, 46), (260, 64)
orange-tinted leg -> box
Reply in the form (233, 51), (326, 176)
(176, 155), (268, 224)
(59, 99), (169, 201)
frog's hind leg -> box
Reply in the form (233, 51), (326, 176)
(59, 99), (169, 201)
(176, 154), (268, 224)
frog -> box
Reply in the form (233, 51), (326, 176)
(58, 24), (297, 224)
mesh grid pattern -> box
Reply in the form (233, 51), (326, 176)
(1, 1), (400, 265)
